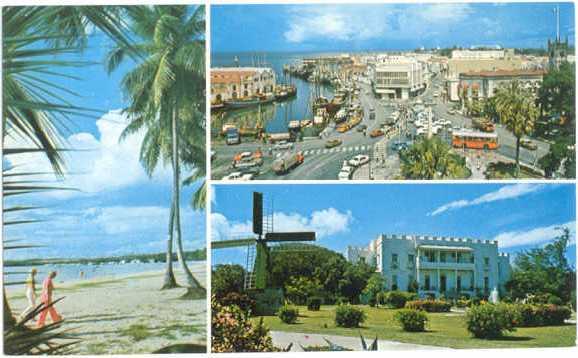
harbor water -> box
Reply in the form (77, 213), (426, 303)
(211, 52), (334, 134)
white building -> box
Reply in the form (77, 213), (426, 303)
(372, 57), (426, 100)
(347, 234), (512, 299)
(451, 49), (514, 60)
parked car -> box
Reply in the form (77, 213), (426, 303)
(356, 124), (368, 132)
(369, 129), (384, 138)
(392, 142), (410, 152)
(520, 139), (538, 150)
(349, 154), (370, 167)
(325, 138), (343, 148)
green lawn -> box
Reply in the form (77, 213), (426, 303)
(252, 305), (576, 349)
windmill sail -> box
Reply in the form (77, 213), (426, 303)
(211, 237), (256, 249)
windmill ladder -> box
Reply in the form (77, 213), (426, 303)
(244, 244), (256, 290)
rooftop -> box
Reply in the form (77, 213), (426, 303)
(460, 69), (546, 78)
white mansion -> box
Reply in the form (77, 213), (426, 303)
(347, 234), (512, 299)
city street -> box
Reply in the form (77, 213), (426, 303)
(212, 74), (551, 180)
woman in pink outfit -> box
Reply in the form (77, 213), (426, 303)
(37, 271), (62, 328)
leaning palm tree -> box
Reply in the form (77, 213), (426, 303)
(107, 5), (205, 294)
(494, 81), (539, 177)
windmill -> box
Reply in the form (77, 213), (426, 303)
(212, 192), (317, 292)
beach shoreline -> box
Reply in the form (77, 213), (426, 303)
(6, 262), (207, 354)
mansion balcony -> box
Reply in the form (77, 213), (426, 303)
(418, 260), (475, 271)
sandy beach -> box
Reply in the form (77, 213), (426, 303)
(6, 262), (207, 354)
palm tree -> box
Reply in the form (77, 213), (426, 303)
(107, 5), (205, 294)
(400, 137), (466, 179)
(494, 81), (539, 177)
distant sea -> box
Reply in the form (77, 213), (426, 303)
(211, 52), (335, 134)
(8, 261), (205, 285)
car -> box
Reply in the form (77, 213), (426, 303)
(221, 172), (253, 181)
(392, 142), (410, 152)
(356, 124), (368, 132)
(273, 140), (293, 151)
(349, 154), (370, 167)
(520, 139), (538, 151)
(338, 166), (353, 180)
(325, 138), (343, 148)
(369, 129), (384, 138)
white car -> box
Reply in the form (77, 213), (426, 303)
(349, 154), (370, 167)
(273, 141), (293, 151)
(338, 166), (353, 180)
(221, 172), (254, 181)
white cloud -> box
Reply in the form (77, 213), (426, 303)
(4, 110), (170, 200)
(85, 206), (169, 235)
(494, 221), (576, 248)
(211, 208), (353, 242)
(282, 3), (475, 44)
(429, 184), (546, 216)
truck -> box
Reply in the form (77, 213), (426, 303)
(225, 127), (240, 145)
(472, 118), (495, 132)
(272, 151), (304, 175)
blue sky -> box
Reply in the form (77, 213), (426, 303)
(4, 24), (205, 260)
(211, 184), (576, 267)
(212, 2), (575, 53)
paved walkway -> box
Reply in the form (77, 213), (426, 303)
(270, 331), (451, 352)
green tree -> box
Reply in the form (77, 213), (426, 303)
(538, 137), (575, 178)
(506, 227), (575, 303)
(284, 276), (323, 305)
(494, 80), (539, 177)
(538, 62), (575, 126)
(362, 273), (385, 303)
(107, 5), (206, 294)
(400, 137), (467, 179)
(338, 260), (375, 304)
(212, 264), (246, 298)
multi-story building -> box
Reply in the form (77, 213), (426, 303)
(458, 69), (545, 101)
(372, 58), (426, 100)
(210, 67), (276, 103)
(347, 234), (511, 298)
(451, 49), (515, 60)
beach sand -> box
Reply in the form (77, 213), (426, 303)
(6, 262), (207, 354)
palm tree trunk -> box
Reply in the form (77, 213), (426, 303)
(161, 202), (178, 290)
(515, 136), (521, 178)
(3, 288), (16, 329)
(171, 106), (206, 298)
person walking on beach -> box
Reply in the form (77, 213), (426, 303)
(18, 268), (37, 322)
(37, 271), (62, 328)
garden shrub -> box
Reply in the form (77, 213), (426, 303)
(405, 299), (451, 312)
(216, 292), (256, 314)
(211, 297), (278, 352)
(335, 304), (366, 328)
(277, 305), (299, 324)
(514, 304), (571, 327)
(395, 309), (428, 332)
(382, 291), (418, 309)
(307, 297), (322, 311)
(465, 303), (520, 339)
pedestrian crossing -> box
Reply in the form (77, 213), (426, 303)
(301, 144), (371, 157)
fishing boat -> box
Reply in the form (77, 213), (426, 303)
(274, 84), (297, 101)
(224, 94), (275, 109)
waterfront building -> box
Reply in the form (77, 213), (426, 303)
(371, 57), (426, 100)
(451, 49), (515, 60)
(458, 69), (545, 101)
(210, 67), (276, 103)
(347, 234), (512, 298)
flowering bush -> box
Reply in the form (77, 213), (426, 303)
(405, 299), (451, 312)
(307, 297), (322, 311)
(395, 309), (428, 332)
(335, 304), (366, 328)
(277, 305), (299, 324)
(465, 303), (520, 339)
(514, 304), (571, 327)
(211, 297), (278, 352)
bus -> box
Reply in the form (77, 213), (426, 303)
(452, 129), (499, 150)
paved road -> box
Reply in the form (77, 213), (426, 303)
(270, 331), (451, 352)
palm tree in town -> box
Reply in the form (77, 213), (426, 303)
(107, 5), (205, 294)
(400, 137), (466, 179)
(493, 81), (539, 177)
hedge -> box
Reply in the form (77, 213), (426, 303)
(335, 304), (366, 328)
(395, 309), (428, 332)
(405, 299), (451, 312)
